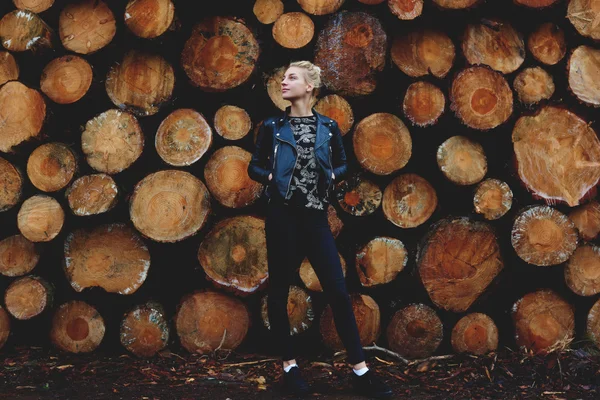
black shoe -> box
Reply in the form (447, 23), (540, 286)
(351, 369), (393, 399)
(282, 366), (311, 396)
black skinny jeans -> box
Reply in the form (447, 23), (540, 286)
(265, 191), (366, 365)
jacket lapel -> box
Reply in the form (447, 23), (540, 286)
(278, 106), (328, 149)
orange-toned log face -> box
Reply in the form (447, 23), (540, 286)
(529, 313), (560, 349)
(369, 133), (395, 160)
(397, 0), (418, 11)
(344, 191), (361, 207)
(198, 36), (237, 72)
(67, 317), (90, 341)
(344, 24), (373, 48)
(216, 159), (247, 191)
(471, 88), (497, 115)
(146, 192), (188, 231)
(527, 219), (564, 251)
(406, 320), (428, 338)
(463, 324), (487, 348)
(479, 187), (503, 210)
(139, 327), (160, 346)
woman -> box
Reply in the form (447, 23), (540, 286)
(248, 60), (393, 398)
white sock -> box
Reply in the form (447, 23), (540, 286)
(353, 366), (369, 376)
(284, 363), (298, 373)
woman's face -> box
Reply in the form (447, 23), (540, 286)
(281, 66), (313, 101)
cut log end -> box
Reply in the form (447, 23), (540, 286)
(300, 254), (347, 292)
(403, 81), (445, 127)
(382, 173), (437, 228)
(569, 201), (600, 242)
(437, 136), (487, 186)
(214, 105), (251, 141)
(0, 51), (19, 84)
(565, 244), (600, 296)
(66, 174), (118, 216)
(513, 67), (555, 106)
(120, 301), (169, 357)
(388, 0), (424, 20)
(40, 55), (92, 104)
(0, 9), (53, 52)
(17, 195), (64, 243)
(391, 30), (455, 79)
(356, 237), (407, 287)
(5, 275), (53, 320)
(386, 304), (443, 359)
(261, 285), (314, 335)
(272, 12), (314, 49)
(59, 0), (116, 54)
(13, 0), (55, 13)
(27, 142), (77, 192)
(568, 0), (600, 41)
(0, 81), (46, 153)
(451, 313), (498, 355)
(568, 45), (600, 108)
(50, 300), (105, 353)
(473, 178), (513, 220)
(527, 23), (566, 66)
(156, 109), (212, 166)
(432, 0), (480, 9)
(124, 0), (175, 39)
(314, 95), (354, 135)
(335, 174), (382, 217)
(0, 234), (39, 277)
(253, 0), (284, 24)
(0, 157), (23, 212)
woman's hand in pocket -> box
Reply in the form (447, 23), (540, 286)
(268, 173), (273, 181)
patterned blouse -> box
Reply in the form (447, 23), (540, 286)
(285, 115), (327, 210)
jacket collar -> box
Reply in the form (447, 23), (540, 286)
(276, 106), (330, 149)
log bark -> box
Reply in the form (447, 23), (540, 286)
(388, 0), (423, 20)
(253, 0), (284, 24)
(0, 157), (23, 212)
(568, 200), (600, 241)
(382, 173), (437, 228)
(298, 0), (345, 15)
(13, 0), (55, 13)
(450, 66), (513, 131)
(40, 55), (92, 104)
(564, 244), (600, 296)
(0, 81), (46, 153)
(272, 12), (314, 49)
(417, 217), (503, 312)
(156, 108), (213, 166)
(512, 106), (600, 207)
(130, 170), (211, 243)
(403, 81), (445, 127)
(27, 142), (77, 192)
(513, 67), (555, 106)
(0, 234), (39, 277)
(261, 285), (314, 335)
(512, 289), (574, 354)
(567, 0), (600, 41)
(198, 215), (268, 295)
(59, 0), (116, 55)
(0, 9), (53, 52)
(353, 113), (412, 175)
(65, 174), (118, 216)
(120, 301), (169, 357)
(335, 174), (382, 217)
(50, 300), (105, 353)
(4, 275), (53, 320)
(0, 305), (10, 350)
(386, 304), (443, 359)
(391, 29), (455, 78)
(473, 178), (513, 221)
(214, 105), (251, 141)
(81, 109), (144, 174)
(0, 51), (19, 84)
(356, 237), (407, 287)
(64, 223), (150, 295)
(511, 205), (578, 266)
(437, 136), (487, 186)
(568, 45), (600, 108)
(451, 313), (498, 355)
(527, 22), (566, 66)
(314, 94), (354, 135)
(17, 195), (64, 243)
(175, 290), (250, 354)
(299, 254), (347, 292)
(124, 0), (175, 39)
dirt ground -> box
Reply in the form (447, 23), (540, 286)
(1, 345), (600, 400)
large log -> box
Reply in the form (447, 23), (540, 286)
(0, 9), (53, 52)
(13, 0), (55, 13)
(0, 234), (39, 277)
(382, 173), (437, 228)
(567, 0), (600, 41)
(355, 237), (407, 287)
(124, 0), (175, 39)
(391, 29), (455, 79)
(388, 0), (423, 20)
(59, 0), (116, 54)
(272, 12), (314, 49)
(0, 81), (46, 153)
(568, 45), (600, 108)
(587, 297), (600, 349)
(40, 55), (92, 104)
(298, 0), (345, 15)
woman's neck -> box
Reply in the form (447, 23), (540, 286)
(288, 101), (313, 117)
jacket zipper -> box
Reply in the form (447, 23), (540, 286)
(275, 136), (297, 200)
(327, 144), (333, 199)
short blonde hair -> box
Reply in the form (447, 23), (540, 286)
(287, 60), (322, 98)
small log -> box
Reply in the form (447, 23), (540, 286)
(0, 51), (19, 84)
(272, 12), (314, 49)
(0, 305), (10, 350)
(335, 174), (382, 217)
(512, 289), (574, 354)
(314, 94), (354, 135)
(512, 106), (600, 207)
(0, 9), (53, 52)
(27, 142), (77, 192)
(17, 195), (64, 243)
(266, 66), (292, 111)
(81, 109), (144, 174)
(64, 223), (150, 295)
(437, 135), (487, 186)
(50, 300), (105, 353)
(4, 275), (53, 320)
(13, 0), (55, 13)
(432, 0), (480, 8)
(418, 217), (503, 312)
(511, 205), (578, 266)
(587, 297), (600, 349)
(514, 0), (559, 7)
(40, 55), (92, 104)
(214, 105), (251, 141)
(567, 0), (600, 41)
(527, 22), (566, 66)
(106, 50), (175, 117)
(156, 108), (213, 166)
(299, 253), (347, 292)
(451, 313), (498, 355)
(356, 236), (407, 287)
(314, 11), (387, 96)
(253, 0), (284, 24)
(473, 178), (513, 220)
(130, 170), (211, 243)
(569, 200), (600, 241)
(386, 304), (443, 359)
(564, 244), (600, 296)
(353, 113), (412, 175)
(382, 173), (437, 228)
(0, 234), (39, 277)
(320, 293), (380, 351)
(450, 66), (513, 131)
(261, 285), (314, 335)
(391, 29), (455, 78)
(568, 45), (600, 108)
(59, 0), (116, 54)
(175, 290), (250, 354)
(198, 215), (267, 295)
(204, 146), (264, 208)
(403, 81), (445, 127)
(0, 81), (46, 153)
(124, 0), (175, 39)
(120, 301), (169, 357)
(298, 0), (344, 15)
(66, 174), (118, 216)
(181, 16), (259, 91)
(327, 204), (344, 238)
(388, 0), (424, 20)
(0, 157), (23, 212)
(513, 67), (555, 106)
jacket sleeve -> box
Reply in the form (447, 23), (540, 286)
(330, 120), (348, 182)
(247, 119), (272, 185)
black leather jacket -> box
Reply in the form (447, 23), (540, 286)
(247, 106), (348, 203)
